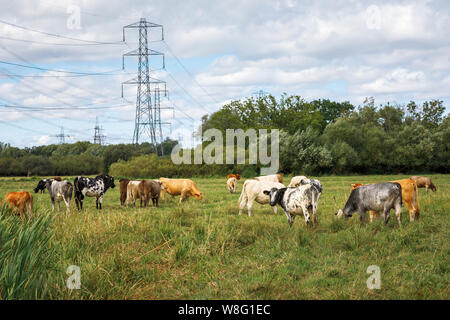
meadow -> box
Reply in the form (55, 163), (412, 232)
(0, 174), (449, 299)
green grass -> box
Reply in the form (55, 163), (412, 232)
(0, 174), (449, 299)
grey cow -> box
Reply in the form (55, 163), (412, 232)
(45, 180), (73, 213)
(263, 179), (322, 227)
(336, 182), (403, 226)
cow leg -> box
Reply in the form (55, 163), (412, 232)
(64, 198), (70, 213)
(98, 195), (103, 210)
(394, 202), (402, 227)
(359, 210), (366, 224)
(246, 197), (255, 217)
(383, 208), (391, 225)
(51, 197), (55, 212)
(301, 204), (311, 226)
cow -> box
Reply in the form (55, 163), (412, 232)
(119, 179), (130, 206)
(159, 178), (203, 203)
(227, 177), (237, 193)
(74, 174), (115, 210)
(410, 176), (437, 192)
(351, 178), (420, 222)
(287, 176), (308, 188)
(263, 180), (322, 227)
(254, 174), (283, 183)
(138, 180), (163, 207)
(227, 173), (241, 180)
(126, 180), (142, 207)
(34, 177), (63, 193)
(238, 179), (285, 216)
(45, 179), (73, 213)
(1, 191), (33, 218)
(337, 182), (403, 226)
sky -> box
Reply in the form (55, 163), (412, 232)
(0, 0), (449, 148)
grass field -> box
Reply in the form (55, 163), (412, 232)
(0, 174), (449, 299)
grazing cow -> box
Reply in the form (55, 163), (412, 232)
(238, 179), (285, 216)
(337, 182), (403, 226)
(45, 180), (73, 213)
(227, 173), (241, 180)
(119, 179), (130, 206)
(263, 181), (322, 227)
(351, 178), (420, 221)
(74, 174), (115, 210)
(227, 177), (238, 193)
(159, 178), (203, 203)
(1, 191), (33, 218)
(287, 175), (308, 188)
(410, 176), (437, 192)
(126, 180), (141, 207)
(138, 180), (163, 207)
(254, 174), (283, 184)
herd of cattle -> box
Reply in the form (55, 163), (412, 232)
(1, 173), (437, 227)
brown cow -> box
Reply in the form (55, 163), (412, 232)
(138, 180), (163, 207)
(410, 176), (437, 192)
(52, 177), (62, 181)
(351, 178), (420, 222)
(159, 178), (203, 203)
(119, 179), (130, 206)
(1, 191), (33, 218)
(227, 173), (241, 180)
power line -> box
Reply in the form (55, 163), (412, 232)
(0, 60), (125, 76)
(0, 19), (124, 45)
(163, 41), (219, 105)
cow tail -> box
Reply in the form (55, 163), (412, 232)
(238, 181), (248, 205)
(67, 182), (74, 201)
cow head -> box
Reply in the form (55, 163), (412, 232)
(263, 187), (285, 206)
(34, 179), (47, 193)
(235, 174), (241, 180)
(335, 208), (351, 218)
(193, 191), (203, 200)
(99, 174), (115, 189)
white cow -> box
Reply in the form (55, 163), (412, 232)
(288, 175), (308, 188)
(254, 174), (283, 183)
(238, 179), (285, 216)
(227, 177), (237, 193)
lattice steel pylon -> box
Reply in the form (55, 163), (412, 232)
(122, 18), (169, 154)
(93, 117), (105, 145)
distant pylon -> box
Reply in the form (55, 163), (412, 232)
(55, 126), (70, 144)
(122, 18), (171, 154)
(93, 117), (105, 145)
(252, 89), (270, 99)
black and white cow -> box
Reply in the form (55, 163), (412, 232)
(336, 182), (402, 226)
(45, 180), (73, 213)
(74, 174), (115, 210)
(263, 179), (322, 227)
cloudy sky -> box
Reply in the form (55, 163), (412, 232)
(0, 0), (449, 148)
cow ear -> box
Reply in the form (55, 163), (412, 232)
(263, 190), (270, 195)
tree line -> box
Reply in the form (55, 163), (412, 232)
(1, 95), (448, 177)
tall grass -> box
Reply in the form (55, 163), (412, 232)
(0, 204), (54, 299)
